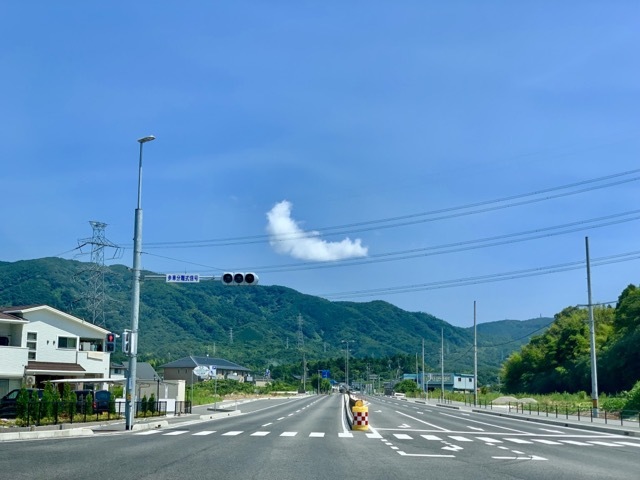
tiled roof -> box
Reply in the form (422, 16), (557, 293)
(27, 361), (86, 372)
(160, 355), (250, 372)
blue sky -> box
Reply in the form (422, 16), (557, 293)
(2, 2), (639, 327)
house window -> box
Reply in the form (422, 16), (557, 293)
(57, 336), (78, 349)
(27, 332), (37, 360)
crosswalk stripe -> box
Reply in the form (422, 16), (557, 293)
(420, 435), (442, 441)
(134, 430), (159, 435)
(448, 436), (473, 442)
(251, 431), (270, 436)
(309, 432), (325, 437)
(587, 441), (623, 447)
(503, 438), (534, 444)
(339, 432), (353, 438)
(476, 437), (502, 443)
(163, 431), (188, 436)
(394, 434), (413, 440)
(193, 431), (216, 436)
(531, 439), (562, 445)
(222, 431), (243, 436)
(280, 432), (297, 437)
(558, 440), (593, 446)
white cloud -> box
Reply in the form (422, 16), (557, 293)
(266, 200), (368, 261)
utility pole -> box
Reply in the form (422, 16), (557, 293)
(474, 300), (478, 407)
(440, 328), (444, 401)
(422, 338), (425, 400)
(585, 236), (599, 417)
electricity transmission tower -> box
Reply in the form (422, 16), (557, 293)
(76, 221), (121, 326)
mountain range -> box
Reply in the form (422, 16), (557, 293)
(0, 257), (552, 384)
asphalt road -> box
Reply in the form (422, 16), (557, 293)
(1, 394), (638, 480)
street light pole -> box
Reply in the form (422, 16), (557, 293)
(125, 135), (155, 431)
(341, 340), (353, 389)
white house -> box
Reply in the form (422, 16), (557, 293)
(0, 304), (113, 397)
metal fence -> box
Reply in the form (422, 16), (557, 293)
(13, 399), (172, 426)
(462, 397), (640, 428)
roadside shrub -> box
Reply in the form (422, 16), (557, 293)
(624, 381), (640, 411)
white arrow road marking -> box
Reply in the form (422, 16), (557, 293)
(398, 423), (412, 429)
(442, 444), (464, 452)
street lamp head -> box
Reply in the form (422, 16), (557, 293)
(138, 135), (156, 144)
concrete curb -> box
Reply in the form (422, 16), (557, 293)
(0, 427), (94, 441)
(199, 409), (241, 421)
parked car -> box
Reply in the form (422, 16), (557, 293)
(0, 388), (44, 418)
(74, 389), (112, 414)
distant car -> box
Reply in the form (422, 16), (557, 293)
(0, 388), (44, 418)
(74, 389), (112, 414)
(392, 392), (406, 399)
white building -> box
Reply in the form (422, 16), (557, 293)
(0, 304), (113, 397)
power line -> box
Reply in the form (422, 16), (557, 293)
(137, 168), (640, 248)
(320, 250), (640, 299)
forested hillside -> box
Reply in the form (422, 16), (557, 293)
(501, 284), (640, 394)
(0, 257), (550, 384)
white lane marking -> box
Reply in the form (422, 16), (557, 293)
(615, 442), (640, 447)
(449, 436), (473, 442)
(558, 440), (593, 446)
(193, 431), (216, 436)
(390, 446), (399, 450)
(394, 434), (413, 440)
(398, 452), (455, 458)
(280, 431), (297, 437)
(309, 432), (324, 437)
(277, 417), (285, 421)
(492, 456), (547, 461)
(163, 431), (188, 436)
(587, 441), (623, 447)
(440, 412), (528, 434)
(287, 413), (294, 417)
(467, 426), (484, 431)
(251, 431), (270, 436)
(339, 432), (353, 438)
(504, 438), (534, 444)
(512, 450), (525, 455)
(476, 437), (502, 443)
(421, 434), (443, 441)
(262, 422), (272, 427)
(222, 431), (243, 436)
(396, 411), (450, 432)
(366, 432), (383, 439)
(531, 439), (562, 445)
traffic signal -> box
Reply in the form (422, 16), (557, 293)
(105, 333), (116, 353)
(221, 272), (259, 285)
(122, 330), (130, 354)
